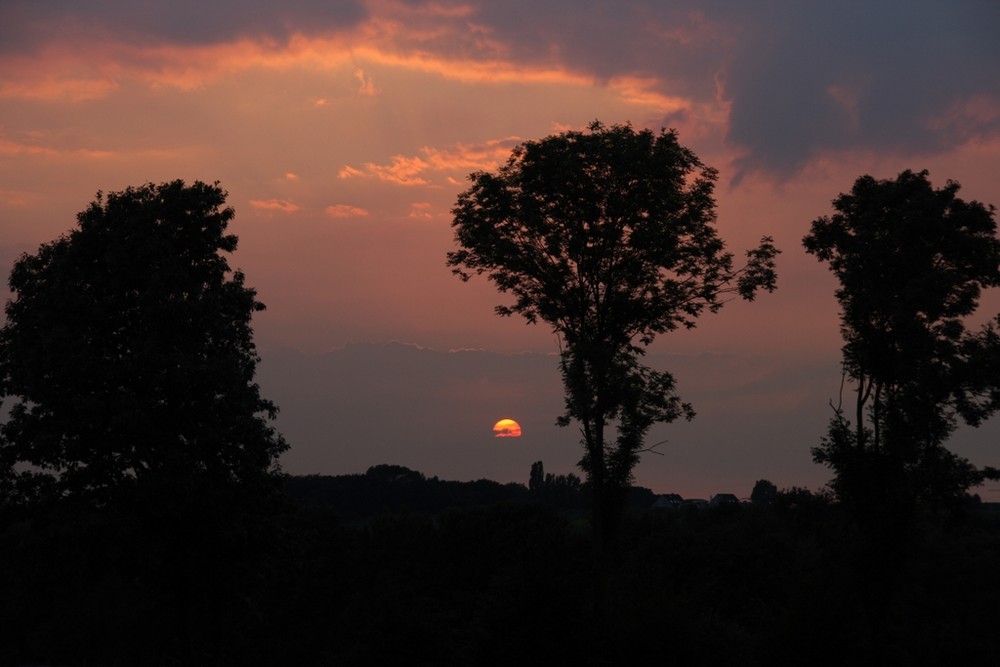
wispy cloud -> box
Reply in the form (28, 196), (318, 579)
(249, 199), (301, 213)
(608, 76), (691, 115)
(325, 203), (369, 218)
(421, 137), (520, 170)
(0, 133), (114, 159)
(408, 202), (433, 220)
(340, 155), (431, 186)
(3, 1), (998, 183)
(354, 67), (378, 96)
(339, 137), (520, 187)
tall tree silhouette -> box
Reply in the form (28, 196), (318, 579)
(448, 121), (778, 544)
(804, 169), (1000, 517)
(0, 180), (286, 505)
(0, 180), (287, 663)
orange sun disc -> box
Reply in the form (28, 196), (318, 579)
(492, 418), (522, 438)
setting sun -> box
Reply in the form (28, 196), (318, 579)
(492, 418), (522, 438)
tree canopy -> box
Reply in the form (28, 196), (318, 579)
(0, 180), (287, 508)
(448, 121), (779, 540)
(804, 169), (1000, 513)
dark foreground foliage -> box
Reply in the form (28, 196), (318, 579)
(2, 473), (1000, 666)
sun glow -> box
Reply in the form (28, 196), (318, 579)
(492, 418), (522, 438)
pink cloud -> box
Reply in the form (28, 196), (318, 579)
(354, 67), (378, 96)
(408, 202), (433, 220)
(339, 137), (520, 187)
(926, 95), (1000, 139)
(608, 75), (692, 115)
(325, 204), (369, 218)
(0, 133), (114, 160)
(338, 165), (365, 179)
(340, 155), (431, 186)
(0, 15), (601, 103)
(421, 137), (521, 171)
(249, 199), (301, 213)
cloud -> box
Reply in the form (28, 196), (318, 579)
(0, 0), (369, 54)
(249, 198), (301, 213)
(713, 1), (1000, 181)
(0, 71), (120, 102)
(926, 95), (1000, 145)
(0, 132), (114, 160)
(338, 165), (365, 179)
(608, 76), (692, 116)
(354, 67), (378, 95)
(420, 137), (521, 171)
(340, 137), (520, 187)
(325, 204), (369, 218)
(408, 202), (433, 220)
(397, 1), (1000, 180)
(340, 155), (430, 186)
(0, 2), (589, 101)
(2, 0), (997, 180)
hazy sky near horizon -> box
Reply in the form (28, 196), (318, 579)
(2, 0), (1000, 499)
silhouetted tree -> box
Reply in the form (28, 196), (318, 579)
(750, 479), (778, 505)
(804, 170), (1000, 518)
(0, 180), (287, 664)
(529, 460), (545, 491)
(366, 463), (427, 484)
(0, 179), (286, 506)
(448, 121), (779, 544)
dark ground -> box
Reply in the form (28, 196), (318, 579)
(3, 467), (999, 666)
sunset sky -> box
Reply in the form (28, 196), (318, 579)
(3, 1), (1000, 499)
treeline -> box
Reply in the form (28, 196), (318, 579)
(284, 462), (654, 518)
(5, 472), (1000, 665)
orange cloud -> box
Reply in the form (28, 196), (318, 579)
(249, 199), (301, 213)
(355, 67), (378, 96)
(609, 76), (691, 115)
(0, 11), (702, 146)
(0, 74), (120, 102)
(341, 155), (431, 186)
(421, 137), (520, 171)
(339, 137), (520, 187)
(0, 133), (114, 160)
(355, 45), (589, 87)
(0, 14), (599, 103)
(0, 34), (356, 100)
(408, 202), (433, 220)
(338, 165), (365, 179)
(325, 204), (369, 218)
